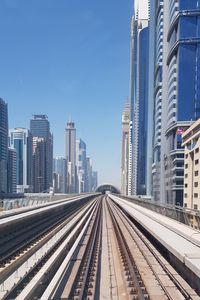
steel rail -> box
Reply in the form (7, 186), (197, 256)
(110, 198), (199, 300)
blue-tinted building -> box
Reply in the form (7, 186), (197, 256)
(9, 128), (33, 193)
(164, 0), (200, 205)
(136, 27), (149, 195)
(0, 98), (8, 193)
(128, 1), (149, 196)
(53, 157), (67, 193)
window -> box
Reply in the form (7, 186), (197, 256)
(195, 148), (199, 154)
(195, 159), (199, 165)
(185, 183), (188, 188)
(194, 182), (198, 187)
(194, 204), (198, 210)
(184, 203), (187, 207)
(194, 193), (198, 198)
(185, 173), (188, 178)
(185, 163), (188, 169)
(185, 154), (188, 158)
(184, 193), (187, 198)
(195, 170), (199, 176)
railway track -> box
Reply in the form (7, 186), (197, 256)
(0, 195), (199, 300)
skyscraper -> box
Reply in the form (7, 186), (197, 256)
(9, 128), (33, 193)
(128, 0), (149, 196)
(152, 0), (200, 205)
(0, 98), (8, 194)
(92, 171), (98, 192)
(121, 101), (130, 195)
(86, 157), (93, 192)
(65, 121), (76, 193)
(7, 148), (17, 194)
(30, 115), (53, 192)
(32, 137), (45, 193)
(53, 157), (67, 193)
(76, 139), (87, 193)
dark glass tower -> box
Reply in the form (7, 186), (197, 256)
(30, 115), (53, 192)
(0, 98), (8, 193)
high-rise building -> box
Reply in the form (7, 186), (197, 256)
(9, 128), (33, 193)
(151, 0), (200, 205)
(32, 137), (45, 193)
(7, 148), (17, 194)
(86, 157), (93, 192)
(76, 139), (87, 193)
(65, 121), (76, 193)
(92, 171), (98, 192)
(146, 0), (156, 197)
(0, 98), (8, 194)
(30, 115), (53, 192)
(128, 0), (149, 196)
(121, 101), (130, 195)
(53, 157), (67, 193)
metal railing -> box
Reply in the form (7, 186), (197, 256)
(119, 195), (200, 230)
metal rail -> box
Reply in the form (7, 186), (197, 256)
(109, 197), (199, 300)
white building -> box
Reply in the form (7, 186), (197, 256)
(182, 119), (200, 210)
(121, 101), (130, 195)
(9, 128), (32, 193)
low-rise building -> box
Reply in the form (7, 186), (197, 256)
(182, 119), (200, 210)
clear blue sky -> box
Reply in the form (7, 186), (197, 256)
(0, 0), (132, 187)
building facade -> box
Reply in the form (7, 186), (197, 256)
(7, 148), (17, 194)
(92, 171), (98, 192)
(121, 102), (130, 195)
(9, 128), (32, 193)
(151, 0), (200, 205)
(182, 119), (200, 210)
(65, 121), (76, 193)
(53, 157), (67, 193)
(32, 137), (45, 193)
(30, 115), (53, 192)
(0, 98), (8, 194)
(76, 139), (87, 193)
(128, 0), (149, 196)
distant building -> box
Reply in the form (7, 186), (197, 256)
(53, 157), (67, 193)
(9, 128), (33, 193)
(32, 137), (45, 193)
(182, 119), (200, 210)
(121, 102), (130, 195)
(76, 139), (87, 193)
(30, 115), (53, 192)
(65, 121), (76, 193)
(0, 98), (8, 193)
(7, 148), (17, 194)
(53, 172), (61, 193)
(92, 171), (98, 192)
(86, 157), (93, 192)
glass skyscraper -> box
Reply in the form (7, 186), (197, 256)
(152, 0), (200, 205)
(128, 0), (149, 196)
(9, 128), (32, 193)
(30, 115), (53, 192)
(0, 98), (8, 194)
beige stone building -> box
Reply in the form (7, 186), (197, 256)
(182, 119), (200, 210)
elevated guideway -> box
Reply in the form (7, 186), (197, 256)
(0, 194), (199, 299)
(109, 194), (200, 294)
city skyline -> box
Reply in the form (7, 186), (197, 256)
(0, 0), (132, 187)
